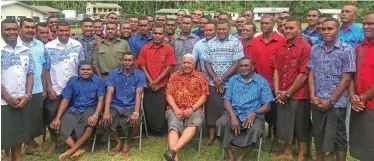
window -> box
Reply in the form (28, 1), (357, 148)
(6, 16), (15, 20)
(17, 16), (26, 21)
(32, 16), (40, 23)
(93, 8), (96, 13)
(109, 9), (112, 12)
(104, 8), (107, 12)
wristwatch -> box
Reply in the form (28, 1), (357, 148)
(285, 91), (291, 98)
(192, 107), (197, 112)
(25, 94), (33, 100)
(254, 111), (259, 115)
(329, 100), (336, 106)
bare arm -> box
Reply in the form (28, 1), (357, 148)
(140, 65), (154, 83)
(94, 96), (104, 117)
(192, 95), (207, 111)
(134, 87), (144, 114)
(1, 85), (12, 101)
(362, 84), (374, 102)
(221, 61), (239, 81)
(330, 73), (351, 101)
(273, 69), (280, 93)
(287, 73), (308, 95)
(153, 66), (173, 85)
(26, 73), (33, 96)
(166, 94), (179, 111)
(54, 98), (70, 120)
(204, 61), (218, 81)
(308, 71), (316, 98)
(254, 103), (271, 114)
(104, 86), (114, 114)
(224, 99), (237, 119)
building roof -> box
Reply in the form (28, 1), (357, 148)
(1, 1), (50, 15)
(87, 3), (122, 9)
(155, 9), (189, 14)
(319, 9), (341, 14)
(32, 6), (61, 13)
(253, 7), (289, 13)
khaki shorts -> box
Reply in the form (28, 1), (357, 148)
(165, 109), (204, 134)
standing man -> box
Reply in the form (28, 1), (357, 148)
(129, 16), (139, 36)
(339, 5), (364, 48)
(308, 17), (355, 161)
(106, 12), (119, 24)
(271, 17), (311, 161)
(192, 21), (216, 73)
(156, 15), (167, 27)
(240, 22), (256, 57)
(93, 23), (130, 80)
(232, 16), (248, 38)
(201, 19), (244, 147)
(93, 19), (105, 39)
(74, 18), (99, 62)
(317, 14), (332, 34)
(192, 16), (209, 39)
(349, 12), (374, 161)
(301, 8), (322, 46)
(177, 10), (186, 25)
(120, 22), (132, 41)
(35, 22), (50, 44)
(145, 15), (155, 32)
(165, 18), (178, 43)
(243, 10), (254, 22)
(248, 14), (285, 146)
(213, 11), (221, 23)
(44, 21), (85, 152)
(128, 17), (153, 57)
(1, 19), (34, 161)
(18, 18), (47, 156)
(47, 15), (58, 41)
(173, 15), (200, 71)
(218, 12), (231, 22)
(275, 12), (290, 36)
(100, 52), (146, 157)
(192, 9), (203, 31)
(136, 24), (176, 134)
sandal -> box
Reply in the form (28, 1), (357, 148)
(163, 150), (176, 161)
(108, 147), (121, 156)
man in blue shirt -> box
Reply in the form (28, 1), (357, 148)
(128, 17), (153, 57)
(216, 57), (273, 161)
(74, 18), (99, 62)
(192, 21), (216, 74)
(301, 8), (322, 46)
(308, 18), (355, 161)
(192, 15), (209, 39)
(50, 60), (105, 160)
(100, 52), (147, 157)
(339, 5), (364, 48)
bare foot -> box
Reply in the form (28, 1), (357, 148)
(71, 149), (86, 160)
(227, 156), (235, 161)
(58, 149), (75, 160)
(201, 139), (214, 148)
(297, 155), (305, 161)
(271, 153), (293, 160)
(122, 143), (130, 157)
(47, 143), (57, 154)
(307, 152), (317, 161)
(2, 156), (11, 161)
(24, 144), (40, 156)
(326, 152), (335, 159)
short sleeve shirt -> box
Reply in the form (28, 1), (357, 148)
(166, 70), (209, 111)
(61, 75), (105, 112)
(74, 33), (99, 62)
(273, 37), (311, 99)
(192, 38), (209, 77)
(224, 73), (274, 121)
(173, 33), (200, 71)
(45, 38), (85, 95)
(307, 40), (356, 108)
(1, 39), (35, 105)
(339, 24), (364, 48)
(106, 67), (147, 110)
(128, 33), (153, 56)
(201, 35), (244, 86)
(301, 27), (321, 46)
(136, 42), (176, 87)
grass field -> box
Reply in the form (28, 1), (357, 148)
(8, 125), (359, 161)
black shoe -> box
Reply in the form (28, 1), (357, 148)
(163, 150), (176, 161)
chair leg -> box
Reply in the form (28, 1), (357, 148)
(91, 130), (97, 153)
(143, 114), (149, 139)
(139, 122), (143, 150)
(107, 134), (111, 152)
(257, 137), (263, 161)
(222, 149), (225, 160)
(198, 128), (202, 153)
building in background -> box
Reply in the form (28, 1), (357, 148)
(32, 5), (61, 16)
(86, 3), (122, 19)
(1, 1), (50, 22)
(204, 11), (240, 20)
(155, 9), (190, 19)
(253, 7), (289, 21)
(319, 9), (341, 21)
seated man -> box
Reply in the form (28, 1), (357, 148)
(50, 60), (105, 160)
(163, 54), (209, 161)
(99, 52), (147, 156)
(216, 57), (274, 161)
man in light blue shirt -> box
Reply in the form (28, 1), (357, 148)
(339, 5), (364, 48)
(18, 18), (47, 155)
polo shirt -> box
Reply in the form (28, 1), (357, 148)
(1, 39), (35, 105)
(192, 30), (204, 39)
(307, 40), (356, 108)
(301, 27), (321, 46)
(74, 33), (99, 62)
(62, 75), (105, 112)
(224, 73), (274, 121)
(273, 37), (311, 100)
(173, 33), (200, 71)
(240, 38), (251, 58)
(45, 38), (85, 95)
(136, 42), (176, 87)
(201, 35), (244, 86)
(128, 32), (153, 56)
(355, 38), (374, 109)
(339, 23), (364, 48)
(106, 67), (147, 110)
(248, 32), (286, 89)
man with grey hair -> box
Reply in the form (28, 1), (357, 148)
(163, 54), (209, 161)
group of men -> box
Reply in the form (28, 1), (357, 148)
(1, 4), (373, 161)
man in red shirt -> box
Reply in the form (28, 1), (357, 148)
(240, 22), (256, 56)
(271, 17), (311, 161)
(349, 12), (374, 161)
(136, 24), (176, 134)
(247, 14), (285, 149)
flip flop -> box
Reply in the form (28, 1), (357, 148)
(108, 147), (122, 156)
(163, 150), (176, 161)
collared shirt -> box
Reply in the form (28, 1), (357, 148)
(45, 38), (85, 95)
(20, 38), (46, 94)
(301, 27), (321, 46)
(93, 38), (130, 75)
(224, 73), (274, 121)
(128, 33), (153, 56)
(73, 33), (99, 62)
(307, 40), (356, 108)
(166, 70), (209, 111)
(192, 38), (209, 76)
(201, 35), (245, 86)
(61, 75), (105, 112)
(48, 30), (57, 41)
(273, 37), (311, 99)
(339, 23), (364, 48)
(192, 30), (204, 39)
(173, 33), (200, 71)
(120, 35), (131, 41)
(355, 38), (374, 109)
(248, 32), (286, 89)
(1, 39), (35, 105)
(231, 29), (240, 38)
(240, 38), (251, 57)
(136, 42), (176, 87)
(107, 67), (147, 110)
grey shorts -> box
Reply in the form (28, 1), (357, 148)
(59, 107), (95, 141)
(165, 109), (204, 134)
(110, 107), (134, 137)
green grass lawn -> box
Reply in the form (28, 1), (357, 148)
(7, 125), (359, 161)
